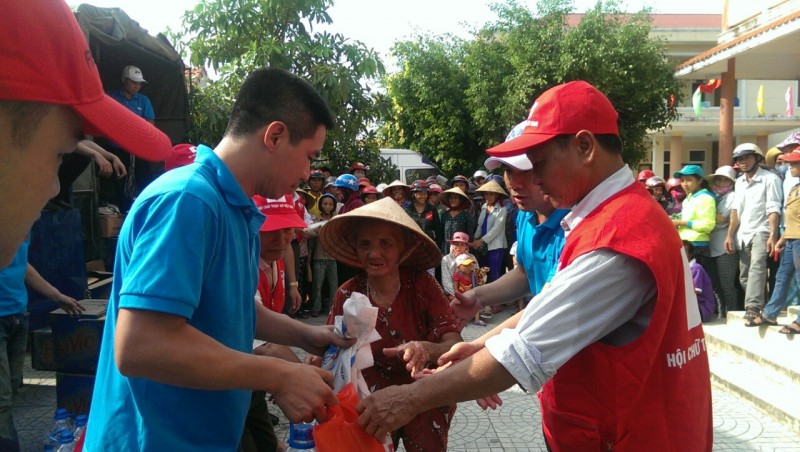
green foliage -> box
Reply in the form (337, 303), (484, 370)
(379, 0), (682, 169)
(172, 0), (387, 175)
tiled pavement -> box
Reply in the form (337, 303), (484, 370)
(15, 308), (800, 451)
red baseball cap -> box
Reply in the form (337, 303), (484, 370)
(0, 0), (171, 162)
(486, 81), (619, 157)
(165, 144), (198, 171)
(253, 195), (307, 232)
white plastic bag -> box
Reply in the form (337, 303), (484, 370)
(320, 291), (381, 400)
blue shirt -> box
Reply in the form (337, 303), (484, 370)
(514, 209), (569, 295)
(106, 88), (155, 120)
(0, 239), (29, 317)
(85, 146), (264, 450)
(106, 88), (155, 149)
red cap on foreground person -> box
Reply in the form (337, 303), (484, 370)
(0, 0), (171, 162)
(253, 195), (307, 231)
(486, 80), (619, 157)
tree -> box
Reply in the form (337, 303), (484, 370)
(381, 35), (480, 175)
(172, 0), (388, 176)
(379, 0), (681, 171)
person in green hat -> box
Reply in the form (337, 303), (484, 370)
(672, 165), (717, 270)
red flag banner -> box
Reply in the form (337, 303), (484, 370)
(699, 79), (722, 94)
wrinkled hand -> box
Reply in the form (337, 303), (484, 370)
(54, 294), (84, 317)
(111, 156), (127, 178)
(775, 237), (787, 255)
(93, 154), (113, 177)
(383, 341), (430, 378)
(272, 362), (337, 424)
(357, 385), (416, 440)
(715, 213), (728, 225)
(303, 324), (356, 357)
(450, 290), (480, 329)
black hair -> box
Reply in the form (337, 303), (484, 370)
(225, 68), (335, 143)
(0, 101), (53, 148)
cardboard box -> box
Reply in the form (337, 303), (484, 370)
(56, 372), (96, 415)
(49, 300), (107, 374)
(31, 327), (55, 371)
(99, 214), (123, 238)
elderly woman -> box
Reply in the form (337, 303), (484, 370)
(319, 197), (463, 452)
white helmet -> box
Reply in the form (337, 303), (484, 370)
(473, 170), (488, 180)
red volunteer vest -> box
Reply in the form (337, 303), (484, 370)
(540, 181), (712, 451)
(257, 259), (285, 313)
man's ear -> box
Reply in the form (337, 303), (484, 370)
(262, 121), (288, 152)
(574, 130), (596, 164)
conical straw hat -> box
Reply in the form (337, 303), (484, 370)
(319, 197), (442, 269)
(440, 187), (472, 210)
(474, 179), (508, 197)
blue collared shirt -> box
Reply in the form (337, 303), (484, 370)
(86, 145), (264, 450)
(515, 208), (569, 295)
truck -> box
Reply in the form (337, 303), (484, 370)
(379, 148), (443, 184)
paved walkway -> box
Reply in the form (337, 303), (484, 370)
(15, 308), (800, 451)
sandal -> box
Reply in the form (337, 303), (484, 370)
(779, 321), (800, 335)
(745, 314), (778, 327)
(471, 320), (487, 327)
(743, 307), (761, 320)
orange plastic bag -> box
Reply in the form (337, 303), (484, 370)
(313, 383), (384, 452)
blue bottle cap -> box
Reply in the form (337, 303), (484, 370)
(74, 414), (88, 426)
(54, 408), (69, 419)
(288, 422), (315, 449)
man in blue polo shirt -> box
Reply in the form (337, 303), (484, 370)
(450, 125), (569, 327)
(85, 68), (352, 450)
(102, 65), (157, 211)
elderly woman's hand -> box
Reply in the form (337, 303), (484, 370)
(383, 341), (431, 378)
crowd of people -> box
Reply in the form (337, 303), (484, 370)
(6, 1), (800, 450)
(638, 136), (800, 333)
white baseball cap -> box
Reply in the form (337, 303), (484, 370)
(122, 65), (147, 83)
(484, 154), (532, 171)
(484, 120), (533, 171)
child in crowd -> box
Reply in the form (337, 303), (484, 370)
(441, 232), (476, 299)
(666, 177), (686, 215)
(452, 254), (489, 326)
(303, 193), (339, 317)
(684, 241), (715, 323)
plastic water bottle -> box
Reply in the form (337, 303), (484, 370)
(54, 430), (75, 452)
(72, 413), (88, 444)
(286, 422), (316, 451)
(43, 408), (72, 451)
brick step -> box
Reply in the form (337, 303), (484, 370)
(703, 312), (800, 433)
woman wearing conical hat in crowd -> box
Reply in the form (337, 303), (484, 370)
(316, 197), (463, 451)
(439, 186), (475, 255)
(472, 179), (509, 284)
(382, 179), (411, 208)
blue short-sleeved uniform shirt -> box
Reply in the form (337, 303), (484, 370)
(106, 88), (155, 120)
(0, 238), (29, 317)
(515, 209), (569, 295)
(85, 145), (264, 451)
(106, 88), (155, 149)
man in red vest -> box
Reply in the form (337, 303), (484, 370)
(357, 81), (713, 451)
